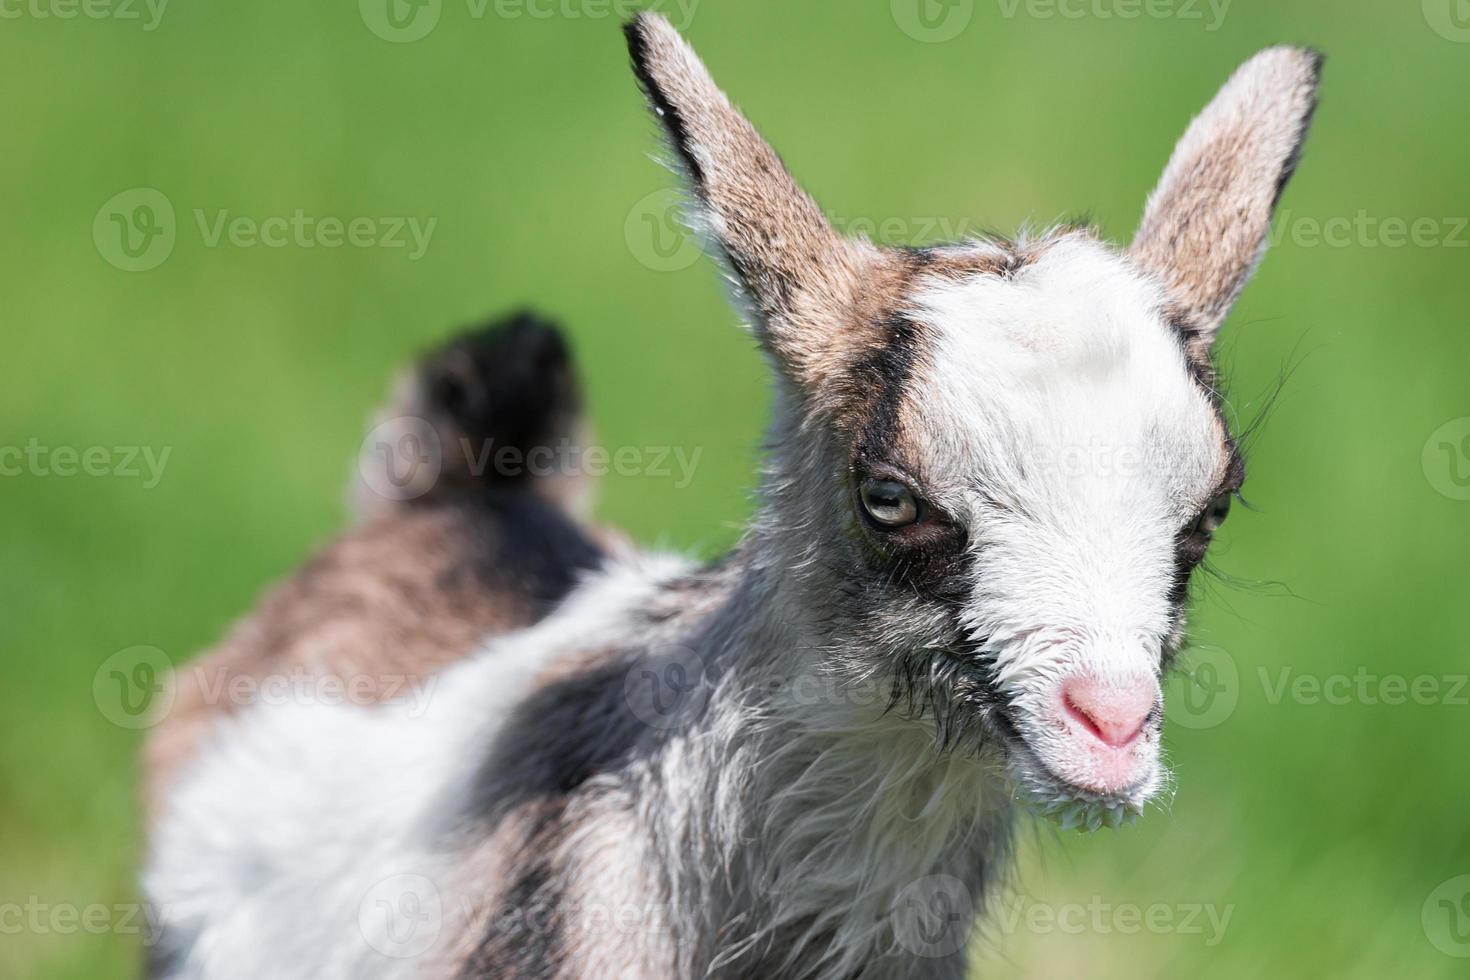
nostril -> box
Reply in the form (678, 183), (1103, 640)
(1062, 690), (1112, 744)
(1061, 674), (1156, 749)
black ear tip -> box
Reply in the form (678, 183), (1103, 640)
(621, 14), (646, 55)
(622, 11), (664, 65)
(1305, 47), (1326, 78)
(623, 13), (658, 87)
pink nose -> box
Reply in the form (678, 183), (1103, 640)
(1062, 674), (1157, 748)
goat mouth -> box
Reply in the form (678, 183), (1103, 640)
(1001, 732), (1152, 831)
(925, 648), (1154, 830)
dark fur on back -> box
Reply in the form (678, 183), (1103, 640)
(144, 314), (604, 814)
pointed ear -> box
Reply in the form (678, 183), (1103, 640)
(1130, 47), (1322, 350)
(623, 13), (869, 394)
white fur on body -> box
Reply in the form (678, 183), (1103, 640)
(146, 549), (1004, 980)
(145, 554), (689, 979)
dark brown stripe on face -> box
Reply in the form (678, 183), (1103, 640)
(1164, 306), (1220, 397)
(840, 246), (1044, 603)
(851, 312), (924, 459)
(1166, 439), (1246, 627)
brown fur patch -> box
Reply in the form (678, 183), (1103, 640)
(142, 494), (603, 817)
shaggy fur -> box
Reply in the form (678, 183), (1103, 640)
(142, 15), (1321, 979)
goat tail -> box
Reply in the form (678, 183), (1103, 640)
(353, 310), (594, 520)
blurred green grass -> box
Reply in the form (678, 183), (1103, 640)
(3, 0), (1469, 976)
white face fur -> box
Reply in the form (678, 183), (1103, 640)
(902, 235), (1233, 814)
(624, 13), (1320, 819)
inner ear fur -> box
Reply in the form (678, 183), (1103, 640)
(1130, 47), (1322, 350)
(623, 12), (885, 401)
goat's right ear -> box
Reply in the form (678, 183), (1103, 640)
(624, 13), (867, 394)
(1129, 47), (1322, 353)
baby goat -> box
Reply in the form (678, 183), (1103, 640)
(143, 13), (1321, 979)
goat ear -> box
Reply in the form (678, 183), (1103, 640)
(1129, 47), (1322, 349)
(624, 13), (866, 393)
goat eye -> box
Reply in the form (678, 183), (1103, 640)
(859, 478), (922, 528)
(1193, 492), (1233, 537)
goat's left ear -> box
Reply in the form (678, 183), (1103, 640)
(623, 13), (868, 396)
(1130, 47), (1322, 350)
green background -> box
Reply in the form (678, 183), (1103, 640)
(4, 0), (1468, 975)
